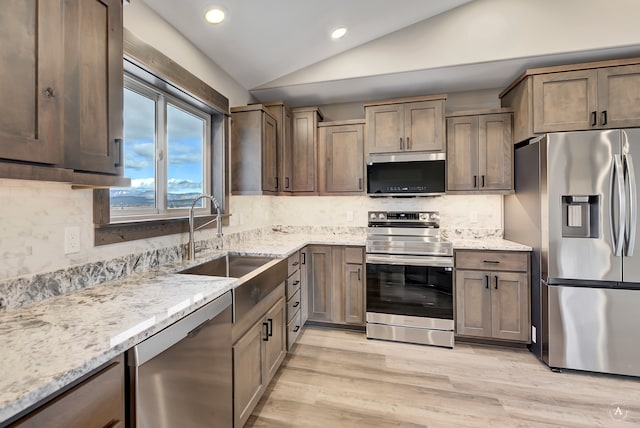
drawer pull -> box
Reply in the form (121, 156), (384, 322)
(293, 280), (300, 286)
(483, 260), (500, 264)
(293, 301), (300, 308)
(292, 261), (299, 267)
(293, 325), (300, 333)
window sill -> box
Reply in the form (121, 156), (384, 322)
(95, 214), (230, 246)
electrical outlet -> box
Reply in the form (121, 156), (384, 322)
(64, 226), (81, 254)
(531, 325), (537, 343)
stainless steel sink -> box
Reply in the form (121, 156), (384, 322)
(178, 254), (275, 278)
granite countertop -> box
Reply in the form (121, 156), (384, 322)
(0, 229), (529, 423)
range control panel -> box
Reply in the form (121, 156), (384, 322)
(368, 211), (440, 227)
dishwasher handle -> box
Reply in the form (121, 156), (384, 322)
(130, 291), (232, 367)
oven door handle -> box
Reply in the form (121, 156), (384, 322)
(366, 254), (453, 268)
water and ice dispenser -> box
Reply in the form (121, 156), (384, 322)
(561, 195), (599, 238)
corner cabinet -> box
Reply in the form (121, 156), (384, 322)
(500, 57), (640, 143)
(290, 107), (323, 194)
(231, 105), (278, 194)
(364, 95), (446, 155)
(0, 0), (126, 185)
(264, 101), (293, 193)
(307, 245), (365, 327)
(454, 250), (531, 343)
(446, 110), (513, 193)
(318, 120), (365, 195)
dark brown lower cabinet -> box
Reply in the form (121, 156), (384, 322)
(11, 355), (124, 428)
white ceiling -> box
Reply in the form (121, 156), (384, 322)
(142, 0), (640, 107)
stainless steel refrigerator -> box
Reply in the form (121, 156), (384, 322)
(505, 129), (640, 377)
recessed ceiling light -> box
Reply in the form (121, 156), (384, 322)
(205, 8), (225, 24)
(331, 27), (347, 40)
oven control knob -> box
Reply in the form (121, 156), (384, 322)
(378, 213), (386, 220)
(370, 212), (377, 221)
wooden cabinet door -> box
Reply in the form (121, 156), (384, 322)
(0, 0), (63, 165)
(282, 107), (293, 192)
(365, 104), (403, 154)
(261, 112), (278, 192)
(320, 124), (364, 193)
(446, 116), (479, 191)
(233, 320), (265, 428)
(291, 110), (318, 192)
(455, 270), (492, 337)
(307, 246), (333, 322)
(404, 100), (444, 152)
(263, 298), (286, 383)
(343, 263), (365, 326)
(63, 0), (123, 175)
(598, 64), (640, 129)
(479, 113), (512, 190)
(532, 70), (598, 133)
(491, 272), (530, 342)
(300, 247), (309, 324)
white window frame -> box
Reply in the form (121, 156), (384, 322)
(111, 74), (212, 221)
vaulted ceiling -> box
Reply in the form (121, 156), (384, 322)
(143, 0), (640, 106)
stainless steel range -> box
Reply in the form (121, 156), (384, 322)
(366, 211), (454, 348)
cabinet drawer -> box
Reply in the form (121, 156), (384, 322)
(287, 288), (301, 323)
(287, 309), (302, 349)
(287, 251), (301, 276)
(455, 251), (529, 272)
(344, 247), (364, 264)
(13, 355), (124, 428)
(286, 269), (301, 297)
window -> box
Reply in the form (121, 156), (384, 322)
(110, 75), (212, 220)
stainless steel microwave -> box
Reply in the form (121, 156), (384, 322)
(366, 152), (445, 197)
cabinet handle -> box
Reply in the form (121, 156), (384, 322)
(483, 260), (500, 264)
(275, 177), (279, 190)
(293, 280), (300, 286)
(43, 87), (55, 98)
(302, 252), (306, 265)
(591, 111), (597, 127)
(484, 275), (489, 289)
(262, 322), (269, 341)
(481, 175), (485, 188)
(267, 318), (273, 337)
(102, 419), (121, 428)
(357, 268), (361, 281)
(114, 138), (123, 167)
(602, 110), (608, 126)
(293, 301), (300, 308)
(494, 275), (499, 289)
(285, 177), (290, 189)
(293, 325), (300, 333)
(473, 175), (477, 188)
(292, 261), (299, 267)
(358, 178), (363, 190)
(407, 137), (411, 149)
(400, 137), (404, 150)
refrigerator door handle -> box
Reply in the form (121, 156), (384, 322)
(613, 154), (626, 257)
(624, 152), (637, 257)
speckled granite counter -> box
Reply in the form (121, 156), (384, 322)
(0, 228), (529, 423)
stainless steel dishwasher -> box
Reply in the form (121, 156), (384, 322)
(128, 291), (232, 428)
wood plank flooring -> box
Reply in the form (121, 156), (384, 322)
(247, 326), (640, 427)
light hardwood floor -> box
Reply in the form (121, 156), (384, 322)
(247, 326), (639, 427)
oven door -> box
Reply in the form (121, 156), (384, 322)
(366, 254), (453, 320)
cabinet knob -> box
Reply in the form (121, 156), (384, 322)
(293, 301), (300, 308)
(43, 87), (55, 98)
(293, 325), (300, 333)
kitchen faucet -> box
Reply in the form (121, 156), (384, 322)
(188, 194), (223, 260)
